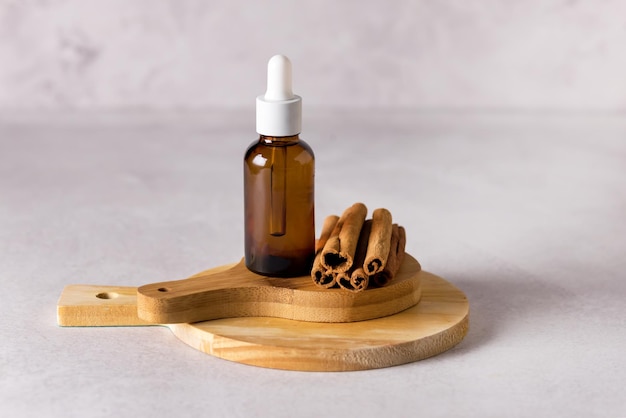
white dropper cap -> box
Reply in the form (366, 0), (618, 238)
(256, 55), (302, 137)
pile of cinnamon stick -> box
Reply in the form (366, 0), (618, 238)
(311, 202), (408, 292)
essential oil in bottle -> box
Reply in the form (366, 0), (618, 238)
(244, 55), (315, 277)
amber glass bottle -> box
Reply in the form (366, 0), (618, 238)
(244, 55), (315, 277)
(244, 135), (315, 276)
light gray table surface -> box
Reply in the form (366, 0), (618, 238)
(1, 110), (624, 417)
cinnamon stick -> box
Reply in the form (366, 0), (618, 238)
(311, 215), (340, 288)
(321, 203), (368, 273)
(363, 208), (393, 275)
(336, 220), (372, 293)
(336, 272), (354, 291)
(316, 215), (340, 254)
(372, 225), (410, 287)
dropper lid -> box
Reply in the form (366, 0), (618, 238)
(256, 55), (302, 137)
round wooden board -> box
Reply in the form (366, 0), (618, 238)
(168, 272), (469, 371)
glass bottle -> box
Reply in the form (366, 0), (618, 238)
(244, 54), (315, 277)
(244, 134), (315, 277)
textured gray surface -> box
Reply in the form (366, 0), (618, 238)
(1, 110), (625, 417)
(1, 1), (626, 110)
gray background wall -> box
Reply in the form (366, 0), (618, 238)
(1, 0), (625, 111)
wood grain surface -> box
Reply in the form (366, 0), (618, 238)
(58, 270), (469, 371)
(136, 255), (423, 324)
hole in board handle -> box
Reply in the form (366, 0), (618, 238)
(96, 292), (119, 300)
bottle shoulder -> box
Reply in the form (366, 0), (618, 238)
(244, 137), (314, 161)
(296, 138), (314, 158)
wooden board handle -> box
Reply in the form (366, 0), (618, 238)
(57, 285), (150, 327)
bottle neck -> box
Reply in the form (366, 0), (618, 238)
(259, 134), (300, 145)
